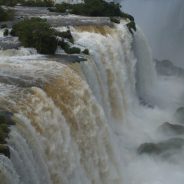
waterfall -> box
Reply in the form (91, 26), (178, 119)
(0, 59), (122, 183)
(0, 22), (136, 184)
(0, 20), (184, 184)
(71, 24), (137, 122)
(133, 26), (157, 105)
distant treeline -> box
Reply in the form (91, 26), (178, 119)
(0, 0), (134, 21)
(49, 0), (136, 32)
(0, 7), (14, 21)
(51, 0), (133, 18)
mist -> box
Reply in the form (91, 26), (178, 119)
(118, 0), (184, 67)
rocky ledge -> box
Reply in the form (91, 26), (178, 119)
(2, 6), (113, 28)
(0, 111), (15, 158)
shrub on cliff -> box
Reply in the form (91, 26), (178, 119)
(52, 0), (136, 30)
(0, 7), (14, 21)
(0, 145), (10, 157)
(11, 18), (86, 55)
(82, 49), (89, 55)
(55, 30), (74, 43)
(58, 40), (82, 54)
(11, 18), (57, 54)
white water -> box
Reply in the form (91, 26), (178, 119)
(133, 26), (157, 105)
(0, 20), (184, 184)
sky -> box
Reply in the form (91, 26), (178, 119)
(118, 0), (184, 67)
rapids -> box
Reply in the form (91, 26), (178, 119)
(0, 19), (184, 184)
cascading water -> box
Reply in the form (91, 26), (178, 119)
(133, 26), (157, 105)
(0, 17), (184, 184)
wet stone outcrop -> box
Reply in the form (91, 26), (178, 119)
(175, 107), (184, 124)
(158, 122), (184, 136)
(155, 59), (184, 77)
(0, 111), (15, 158)
(137, 138), (184, 157)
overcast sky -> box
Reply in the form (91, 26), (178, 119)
(118, 0), (184, 67)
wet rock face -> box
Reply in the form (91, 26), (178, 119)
(155, 59), (184, 77)
(137, 138), (184, 157)
(0, 111), (15, 158)
(0, 144), (10, 158)
(158, 122), (184, 136)
(10, 6), (112, 27)
(0, 111), (15, 126)
(175, 107), (184, 124)
(138, 143), (161, 155)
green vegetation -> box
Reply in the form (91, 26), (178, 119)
(0, 111), (15, 158)
(82, 49), (89, 55)
(54, 0), (122, 17)
(55, 30), (74, 43)
(49, 0), (136, 34)
(138, 138), (184, 156)
(11, 18), (89, 55)
(3, 29), (9, 36)
(68, 47), (81, 54)
(11, 18), (57, 54)
(0, 7), (14, 21)
(52, 0), (134, 20)
(57, 39), (81, 54)
(58, 39), (70, 52)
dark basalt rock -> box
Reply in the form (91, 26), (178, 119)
(155, 59), (184, 77)
(138, 138), (184, 156)
(175, 107), (184, 124)
(55, 30), (74, 43)
(110, 17), (120, 24)
(0, 111), (15, 158)
(0, 128), (7, 144)
(158, 122), (184, 135)
(127, 21), (136, 35)
(0, 144), (10, 158)
(0, 111), (15, 126)
(1, 24), (7, 29)
(82, 49), (89, 55)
